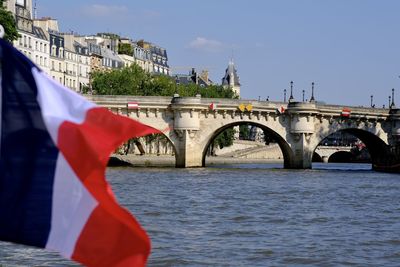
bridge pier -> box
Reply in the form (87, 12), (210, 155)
(288, 133), (314, 169)
(174, 130), (203, 168)
(286, 102), (317, 169)
(172, 95), (203, 168)
(373, 108), (400, 172)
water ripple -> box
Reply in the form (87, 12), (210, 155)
(1, 163), (400, 266)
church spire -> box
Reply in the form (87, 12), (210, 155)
(221, 59), (241, 98)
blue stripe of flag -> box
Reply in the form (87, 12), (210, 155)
(0, 39), (58, 247)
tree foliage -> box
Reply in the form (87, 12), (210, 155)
(89, 63), (235, 98)
(97, 32), (120, 40)
(239, 124), (250, 140)
(214, 127), (235, 149)
(118, 43), (133, 55)
(0, 1), (20, 42)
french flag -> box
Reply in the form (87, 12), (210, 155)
(0, 39), (158, 266)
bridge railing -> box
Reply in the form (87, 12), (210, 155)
(84, 95), (392, 119)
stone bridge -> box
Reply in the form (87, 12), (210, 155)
(314, 146), (353, 163)
(86, 95), (400, 171)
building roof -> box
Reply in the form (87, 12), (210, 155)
(174, 68), (212, 86)
(101, 47), (123, 62)
(73, 41), (89, 56)
(221, 60), (240, 86)
(33, 26), (47, 40)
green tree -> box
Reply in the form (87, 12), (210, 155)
(118, 43), (133, 55)
(91, 64), (236, 98)
(91, 64), (151, 95)
(97, 32), (120, 40)
(214, 127), (235, 148)
(239, 124), (250, 140)
(0, 1), (20, 42)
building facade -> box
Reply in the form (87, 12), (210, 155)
(4, 1), (171, 91)
(132, 42), (153, 72)
(11, 0), (50, 75)
(136, 40), (169, 75)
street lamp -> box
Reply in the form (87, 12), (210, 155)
(284, 89), (287, 102)
(310, 82), (315, 102)
(370, 95), (374, 108)
(289, 81), (294, 101)
(391, 88), (395, 108)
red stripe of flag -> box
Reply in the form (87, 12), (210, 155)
(58, 107), (160, 267)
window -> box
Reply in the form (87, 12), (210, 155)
(16, 0), (25, 6)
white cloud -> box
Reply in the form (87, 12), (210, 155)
(189, 37), (225, 53)
(82, 4), (129, 18)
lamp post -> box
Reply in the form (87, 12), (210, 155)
(391, 88), (395, 108)
(289, 81), (294, 101)
(310, 82), (315, 102)
(284, 89), (287, 102)
(370, 95), (374, 108)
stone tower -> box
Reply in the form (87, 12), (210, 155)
(221, 59), (241, 98)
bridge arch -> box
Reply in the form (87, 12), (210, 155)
(312, 128), (388, 167)
(328, 151), (353, 163)
(312, 152), (323, 162)
(201, 121), (293, 168)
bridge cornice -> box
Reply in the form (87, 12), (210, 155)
(85, 95), (394, 121)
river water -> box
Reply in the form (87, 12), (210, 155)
(1, 163), (400, 267)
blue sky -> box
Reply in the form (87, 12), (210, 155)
(37, 0), (400, 107)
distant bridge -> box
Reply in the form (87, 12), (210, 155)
(314, 146), (353, 163)
(86, 95), (400, 171)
